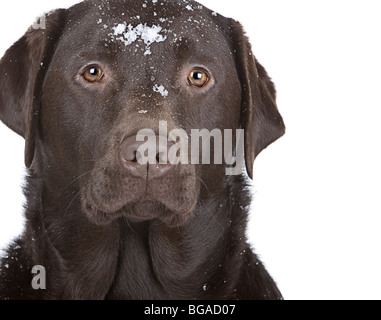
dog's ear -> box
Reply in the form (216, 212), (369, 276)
(229, 20), (285, 179)
(0, 9), (66, 168)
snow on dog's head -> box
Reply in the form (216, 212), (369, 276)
(95, 0), (219, 52)
(82, 0), (225, 101)
(110, 23), (168, 56)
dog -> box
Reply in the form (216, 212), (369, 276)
(0, 0), (285, 300)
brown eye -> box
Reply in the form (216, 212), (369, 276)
(82, 65), (104, 82)
(188, 69), (210, 88)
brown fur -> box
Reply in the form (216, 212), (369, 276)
(0, 0), (284, 300)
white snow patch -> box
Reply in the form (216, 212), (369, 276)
(113, 23), (126, 35)
(110, 23), (167, 55)
(153, 84), (169, 97)
(138, 24), (167, 46)
(152, 0), (158, 3)
(138, 110), (148, 114)
(212, 11), (218, 17)
(186, 5), (194, 11)
(97, 18), (103, 24)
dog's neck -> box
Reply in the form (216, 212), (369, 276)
(24, 173), (251, 299)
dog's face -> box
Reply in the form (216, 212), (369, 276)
(0, 0), (285, 227)
(41, 1), (242, 226)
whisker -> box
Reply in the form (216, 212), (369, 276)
(197, 197), (225, 233)
(61, 170), (92, 194)
(124, 216), (137, 234)
(64, 189), (82, 218)
(196, 175), (212, 197)
(194, 176), (226, 233)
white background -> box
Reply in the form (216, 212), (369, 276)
(1, 0), (381, 300)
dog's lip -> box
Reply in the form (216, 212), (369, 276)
(84, 201), (193, 217)
(83, 197), (196, 223)
(82, 167), (198, 223)
(82, 202), (114, 225)
(83, 202), (111, 219)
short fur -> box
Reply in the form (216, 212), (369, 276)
(0, 0), (285, 300)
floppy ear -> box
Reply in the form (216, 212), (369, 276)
(229, 20), (285, 179)
(0, 9), (66, 168)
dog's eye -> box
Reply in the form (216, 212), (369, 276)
(188, 69), (210, 88)
(82, 66), (104, 83)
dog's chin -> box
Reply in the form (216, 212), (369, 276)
(83, 200), (196, 227)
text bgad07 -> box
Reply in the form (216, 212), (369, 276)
(144, 304), (236, 317)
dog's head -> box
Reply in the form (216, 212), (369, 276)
(0, 0), (285, 226)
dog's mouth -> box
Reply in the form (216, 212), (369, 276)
(81, 168), (198, 227)
(83, 199), (196, 227)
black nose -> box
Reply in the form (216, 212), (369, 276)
(119, 133), (174, 179)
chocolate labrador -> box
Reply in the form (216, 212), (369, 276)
(0, 0), (285, 300)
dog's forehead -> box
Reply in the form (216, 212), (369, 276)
(83, 0), (218, 25)
(62, 0), (229, 61)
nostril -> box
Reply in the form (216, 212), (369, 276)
(120, 136), (141, 165)
(119, 134), (175, 178)
(132, 151), (138, 163)
(156, 151), (168, 164)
